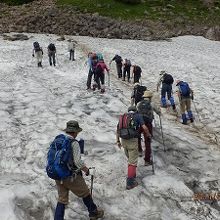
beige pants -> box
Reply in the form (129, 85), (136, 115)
(180, 98), (191, 114)
(121, 138), (139, 166)
(55, 174), (90, 204)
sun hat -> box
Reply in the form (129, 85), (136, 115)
(64, 120), (82, 133)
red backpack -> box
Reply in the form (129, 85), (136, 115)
(118, 113), (139, 139)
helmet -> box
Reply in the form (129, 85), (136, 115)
(134, 82), (140, 88)
(128, 106), (137, 112)
(143, 90), (153, 98)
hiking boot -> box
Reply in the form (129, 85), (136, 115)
(182, 121), (187, 125)
(126, 177), (138, 190)
(122, 78), (125, 81)
(89, 208), (104, 220)
(144, 160), (153, 166)
(100, 89), (105, 93)
(172, 105), (176, 111)
(190, 118), (194, 123)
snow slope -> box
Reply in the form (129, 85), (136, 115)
(0, 33), (219, 220)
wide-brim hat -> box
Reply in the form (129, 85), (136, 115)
(143, 90), (153, 98)
(64, 120), (82, 133)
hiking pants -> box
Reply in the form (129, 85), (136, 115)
(116, 63), (122, 78)
(180, 97), (193, 120)
(55, 174), (90, 204)
(94, 72), (105, 90)
(138, 123), (153, 162)
(121, 138), (138, 166)
(69, 49), (75, 61)
(133, 74), (141, 84)
(35, 51), (43, 64)
(123, 67), (131, 81)
(161, 83), (175, 106)
(48, 52), (56, 66)
(87, 69), (94, 89)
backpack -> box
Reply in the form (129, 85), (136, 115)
(115, 55), (122, 64)
(48, 43), (56, 51)
(137, 100), (154, 123)
(163, 74), (174, 84)
(95, 64), (103, 75)
(125, 59), (131, 66)
(33, 41), (41, 52)
(118, 113), (139, 139)
(46, 134), (77, 180)
(134, 85), (147, 105)
(178, 81), (190, 97)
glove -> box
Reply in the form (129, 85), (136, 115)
(32, 54), (34, 57)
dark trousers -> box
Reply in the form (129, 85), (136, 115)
(138, 123), (153, 162)
(116, 64), (122, 78)
(133, 74), (141, 84)
(95, 72), (105, 89)
(69, 49), (75, 61)
(87, 70), (94, 89)
(123, 67), (131, 81)
(49, 52), (56, 66)
(161, 83), (172, 99)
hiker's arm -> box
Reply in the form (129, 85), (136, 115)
(72, 141), (86, 170)
(142, 124), (151, 138)
(156, 77), (162, 92)
(32, 49), (35, 57)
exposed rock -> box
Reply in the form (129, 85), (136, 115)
(3, 34), (29, 41)
(206, 26), (220, 41)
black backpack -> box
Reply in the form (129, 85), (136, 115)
(33, 41), (41, 52)
(163, 74), (174, 84)
(134, 85), (146, 105)
(115, 55), (122, 64)
(48, 43), (56, 51)
(137, 100), (154, 123)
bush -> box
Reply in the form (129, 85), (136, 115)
(115, 0), (141, 4)
(1, 0), (34, 5)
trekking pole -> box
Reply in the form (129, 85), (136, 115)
(56, 53), (59, 66)
(150, 138), (155, 175)
(108, 72), (110, 88)
(89, 167), (95, 197)
(159, 115), (166, 151)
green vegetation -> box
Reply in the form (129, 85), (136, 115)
(57, 0), (220, 24)
(1, 0), (34, 5)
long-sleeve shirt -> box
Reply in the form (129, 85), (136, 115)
(66, 134), (85, 169)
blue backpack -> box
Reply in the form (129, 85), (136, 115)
(179, 81), (190, 97)
(46, 134), (75, 180)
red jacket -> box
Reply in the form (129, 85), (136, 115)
(96, 61), (109, 73)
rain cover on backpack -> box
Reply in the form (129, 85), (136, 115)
(46, 134), (74, 180)
(178, 82), (190, 97)
(118, 113), (139, 139)
(137, 100), (154, 123)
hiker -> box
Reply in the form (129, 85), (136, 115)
(93, 58), (109, 93)
(157, 71), (176, 110)
(116, 106), (151, 190)
(137, 91), (161, 165)
(176, 80), (194, 124)
(132, 65), (142, 84)
(86, 52), (97, 90)
(50, 120), (104, 220)
(131, 83), (147, 106)
(48, 43), (56, 66)
(123, 59), (131, 82)
(32, 41), (43, 67)
(68, 40), (76, 61)
(110, 54), (123, 78)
